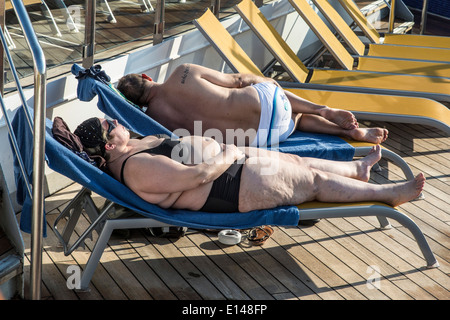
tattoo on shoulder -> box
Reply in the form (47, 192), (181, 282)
(181, 64), (190, 84)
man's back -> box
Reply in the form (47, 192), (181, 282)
(145, 64), (262, 144)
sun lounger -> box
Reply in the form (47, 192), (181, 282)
(193, 8), (450, 135)
(292, 0), (450, 78)
(337, 0), (450, 49)
(8, 89), (439, 292)
(233, 0), (450, 102)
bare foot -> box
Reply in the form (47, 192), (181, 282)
(387, 173), (426, 207)
(348, 127), (388, 144)
(321, 108), (358, 130)
(355, 145), (382, 181)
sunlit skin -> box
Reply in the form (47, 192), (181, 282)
(118, 64), (388, 146)
(100, 119), (422, 212)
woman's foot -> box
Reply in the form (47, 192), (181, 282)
(387, 173), (426, 207)
(355, 145), (382, 181)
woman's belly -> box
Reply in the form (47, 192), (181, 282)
(159, 136), (222, 209)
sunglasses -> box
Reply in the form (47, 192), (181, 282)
(105, 119), (117, 137)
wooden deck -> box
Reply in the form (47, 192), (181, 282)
(19, 121), (449, 301)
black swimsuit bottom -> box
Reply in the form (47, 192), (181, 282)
(120, 137), (243, 213)
(200, 161), (243, 213)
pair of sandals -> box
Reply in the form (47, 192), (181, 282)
(229, 219), (321, 246)
(247, 225), (274, 246)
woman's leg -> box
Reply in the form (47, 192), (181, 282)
(300, 145), (382, 182)
(243, 145), (382, 181)
(239, 154), (425, 212)
(311, 170), (425, 207)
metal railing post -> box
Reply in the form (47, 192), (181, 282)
(11, 0), (47, 301)
(0, 0), (5, 95)
(83, 0), (96, 68)
(211, 0), (221, 17)
(153, 0), (165, 45)
(419, 0), (429, 35)
(388, 0), (396, 33)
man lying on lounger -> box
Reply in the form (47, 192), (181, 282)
(74, 117), (422, 213)
(117, 64), (388, 147)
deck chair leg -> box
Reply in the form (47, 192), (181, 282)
(376, 216), (391, 229)
(40, 0), (62, 37)
(141, 0), (154, 12)
(79, 219), (114, 291)
(54, 187), (95, 251)
(53, 187), (114, 255)
(78, 217), (173, 291)
(99, 0), (117, 23)
(4, 27), (16, 49)
(55, 0), (79, 33)
(299, 205), (439, 268)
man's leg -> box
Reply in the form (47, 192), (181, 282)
(284, 90), (358, 129)
(295, 113), (388, 144)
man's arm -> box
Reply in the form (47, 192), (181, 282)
(186, 63), (277, 88)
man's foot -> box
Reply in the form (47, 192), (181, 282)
(355, 145), (382, 182)
(321, 108), (358, 130)
(348, 127), (388, 144)
(387, 173), (426, 207)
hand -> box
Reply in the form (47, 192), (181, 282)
(222, 144), (245, 163)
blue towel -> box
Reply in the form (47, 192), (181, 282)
(12, 107), (300, 235)
(71, 64), (355, 161)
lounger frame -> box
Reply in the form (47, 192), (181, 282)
(337, 0), (450, 49)
(53, 186), (439, 292)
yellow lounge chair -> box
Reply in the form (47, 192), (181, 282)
(337, 0), (450, 49)
(193, 8), (433, 191)
(301, 0), (450, 78)
(233, 0), (450, 102)
(193, 8), (450, 135)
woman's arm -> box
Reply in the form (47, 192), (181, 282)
(126, 144), (245, 195)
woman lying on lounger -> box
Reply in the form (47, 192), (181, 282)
(74, 117), (424, 213)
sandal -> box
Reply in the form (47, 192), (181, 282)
(247, 226), (274, 246)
